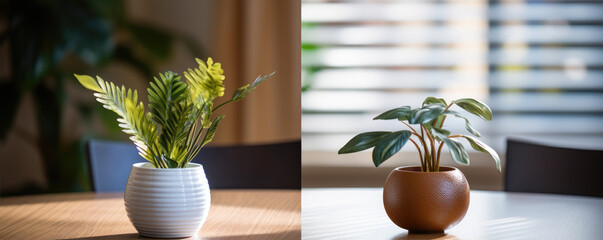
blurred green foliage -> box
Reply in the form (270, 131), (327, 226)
(301, 22), (320, 92)
(0, 0), (201, 195)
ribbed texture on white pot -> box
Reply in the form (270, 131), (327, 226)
(124, 162), (210, 238)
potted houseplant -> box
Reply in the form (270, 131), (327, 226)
(75, 58), (273, 238)
(338, 97), (501, 233)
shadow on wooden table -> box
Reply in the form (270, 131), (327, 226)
(392, 232), (459, 240)
(63, 233), (141, 240)
(62, 230), (301, 240)
(199, 230), (301, 240)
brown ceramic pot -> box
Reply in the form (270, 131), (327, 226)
(383, 166), (470, 233)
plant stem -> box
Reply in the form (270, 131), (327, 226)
(402, 122), (428, 170)
(431, 141), (436, 171)
(437, 103), (454, 129)
(436, 141), (445, 172)
(402, 121), (418, 134)
(148, 146), (167, 168)
(411, 132), (430, 172)
(422, 124), (436, 171)
(425, 146), (431, 172)
(212, 99), (233, 112)
(409, 138), (424, 171)
(438, 135), (465, 171)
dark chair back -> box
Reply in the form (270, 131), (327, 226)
(87, 139), (301, 192)
(88, 140), (139, 192)
(505, 138), (603, 198)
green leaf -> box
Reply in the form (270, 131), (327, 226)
(373, 106), (411, 120)
(161, 154), (179, 168)
(443, 138), (469, 165)
(458, 135), (501, 172)
(338, 131), (390, 154)
(86, 76), (159, 167)
(441, 110), (481, 137)
(408, 104), (446, 124)
(422, 97), (447, 107)
(431, 127), (450, 141)
(433, 115), (445, 129)
(372, 131), (411, 167)
(232, 72), (275, 101)
(452, 98), (493, 121)
(147, 71), (187, 127)
(181, 115), (224, 165)
(184, 58), (227, 104)
(201, 115), (225, 147)
(460, 116), (480, 137)
(74, 74), (102, 92)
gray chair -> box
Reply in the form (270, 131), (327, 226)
(505, 138), (603, 198)
(87, 139), (301, 192)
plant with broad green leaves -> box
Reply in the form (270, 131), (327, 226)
(338, 97), (501, 172)
(75, 58), (274, 168)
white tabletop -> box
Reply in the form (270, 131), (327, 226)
(302, 188), (603, 240)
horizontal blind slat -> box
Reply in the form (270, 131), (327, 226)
(303, 3), (603, 22)
(302, 114), (603, 134)
(309, 69), (603, 90)
(303, 26), (603, 45)
(303, 47), (603, 67)
(302, 91), (603, 112)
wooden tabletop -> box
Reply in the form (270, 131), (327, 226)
(0, 190), (300, 240)
(302, 188), (603, 240)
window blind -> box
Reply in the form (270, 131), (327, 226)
(301, 0), (603, 152)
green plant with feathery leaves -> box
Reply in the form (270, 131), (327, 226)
(338, 97), (501, 172)
(75, 58), (274, 168)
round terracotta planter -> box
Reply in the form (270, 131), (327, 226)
(383, 166), (470, 233)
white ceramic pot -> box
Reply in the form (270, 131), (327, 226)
(124, 162), (210, 238)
